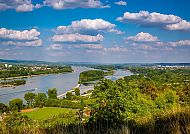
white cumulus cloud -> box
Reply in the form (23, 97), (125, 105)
(43, 0), (109, 10)
(1, 40), (42, 47)
(56, 19), (122, 34)
(166, 20), (190, 31)
(117, 11), (181, 25)
(52, 33), (103, 43)
(117, 11), (190, 32)
(0, 0), (41, 12)
(126, 32), (159, 42)
(0, 28), (40, 40)
(168, 40), (190, 47)
(73, 44), (103, 49)
(0, 28), (42, 47)
(115, 1), (127, 6)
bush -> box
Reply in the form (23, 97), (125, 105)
(9, 98), (23, 111)
(74, 88), (80, 96)
(34, 93), (47, 108)
(48, 88), (57, 99)
(66, 92), (73, 100)
(60, 100), (82, 109)
(45, 99), (61, 107)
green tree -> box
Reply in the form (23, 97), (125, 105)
(66, 92), (72, 100)
(0, 103), (8, 114)
(48, 88), (57, 99)
(80, 99), (84, 110)
(75, 88), (80, 96)
(9, 98), (23, 111)
(34, 93), (47, 108)
(24, 92), (36, 107)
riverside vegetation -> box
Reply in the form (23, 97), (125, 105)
(0, 79), (26, 86)
(79, 70), (114, 84)
(0, 64), (73, 79)
(0, 64), (73, 86)
(0, 66), (190, 134)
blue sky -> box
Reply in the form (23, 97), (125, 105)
(0, 0), (190, 63)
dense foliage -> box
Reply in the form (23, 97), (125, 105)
(79, 70), (105, 83)
(48, 88), (57, 99)
(9, 98), (23, 111)
(87, 67), (190, 133)
(74, 88), (80, 96)
(0, 65), (73, 78)
(24, 92), (36, 107)
(0, 79), (26, 86)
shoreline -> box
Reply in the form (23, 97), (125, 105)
(57, 84), (81, 98)
(0, 71), (74, 81)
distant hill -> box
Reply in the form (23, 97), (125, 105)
(0, 59), (49, 65)
(0, 59), (189, 66)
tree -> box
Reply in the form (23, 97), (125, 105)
(66, 92), (72, 100)
(48, 88), (57, 99)
(34, 93), (47, 108)
(80, 99), (84, 110)
(9, 98), (23, 111)
(0, 103), (8, 114)
(24, 92), (36, 107)
(75, 88), (80, 96)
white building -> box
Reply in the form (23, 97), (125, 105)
(4, 64), (8, 68)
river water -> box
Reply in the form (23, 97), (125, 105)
(0, 66), (133, 104)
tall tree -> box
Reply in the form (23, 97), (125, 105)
(0, 103), (8, 114)
(66, 92), (72, 100)
(75, 88), (80, 96)
(9, 98), (23, 111)
(24, 92), (36, 107)
(34, 93), (47, 108)
(48, 88), (57, 99)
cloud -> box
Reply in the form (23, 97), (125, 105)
(56, 19), (123, 35)
(166, 20), (190, 31)
(117, 11), (190, 31)
(124, 32), (190, 53)
(1, 40), (42, 47)
(0, 0), (110, 12)
(16, 3), (41, 12)
(52, 33), (103, 43)
(73, 44), (103, 49)
(0, 28), (40, 40)
(43, 0), (109, 10)
(0, 28), (42, 47)
(47, 44), (63, 50)
(125, 32), (159, 42)
(108, 29), (125, 34)
(117, 11), (181, 25)
(168, 40), (190, 47)
(0, 0), (41, 12)
(115, 1), (127, 6)
(155, 40), (190, 47)
(104, 46), (128, 52)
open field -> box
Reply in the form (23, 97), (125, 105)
(21, 107), (77, 121)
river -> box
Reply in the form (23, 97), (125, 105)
(0, 66), (133, 104)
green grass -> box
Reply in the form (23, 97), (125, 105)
(22, 107), (77, 121)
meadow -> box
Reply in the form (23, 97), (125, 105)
(21, 107), (77, 121)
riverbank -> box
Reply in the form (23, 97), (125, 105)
(57, 84), (81, 98)
(0, 71), (74, 81)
